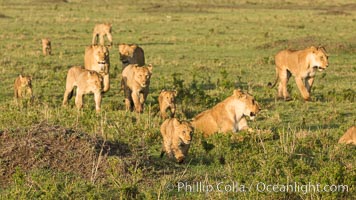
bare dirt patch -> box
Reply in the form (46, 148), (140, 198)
(0, 122), (130, 187)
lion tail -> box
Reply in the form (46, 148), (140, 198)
(267, 70), (279, 88)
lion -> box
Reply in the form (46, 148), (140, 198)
(14, 75), (33, 100)
(92, 23), (113, 46)
(62, 66), (103, 113)
(338, 126), (356, 145)
(121, 64), (153, 113)
(269, 46), (329, 101)
(191, 89), (261, 137)
(84, 45), (110, 92)
(118, 43), (145, 69)
(160, 118), (194, 163)
(158, 89), (177, 119)
(41, 38), (51, 56)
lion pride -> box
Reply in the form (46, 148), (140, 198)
(121, 64), (153, 113)
(269, 46), (329, 101)
(92, 23), (113, 46)
(191, 89), (261, 137)
(84, 45), (110, 92)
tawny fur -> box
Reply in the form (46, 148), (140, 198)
(92, 23), (113, 46)
(121, 64), (153, 113)
(160, 118), (193, 163)
(158, 90), (177, 119)
(191, 89), (261, 137)
(338, 126), (356, 145)
(84, 45), (110, 92)
(41, 38), (51, 56)
(14, 75), (33, 100)
(62, 66), (103, 113)
(118, 43), (145, 69)
(270, 46), (329, 101)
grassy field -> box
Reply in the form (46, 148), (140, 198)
(0, 0), (355, 199)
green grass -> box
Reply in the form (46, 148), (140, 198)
(0, 0), (355, 199)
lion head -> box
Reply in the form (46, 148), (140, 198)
(91, 45), (109, 74)
(119, 43), (136, 64)
(19, 75), (32, 87)
(233, 89), (261, 120)
(308, 46), (329, 72)
(173, 119), (193, 144)
(160, 90), (177, 106)
(86, 71), (103, 92)
(133, 64), (153, 88)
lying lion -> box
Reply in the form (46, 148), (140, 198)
(338, 126), (356, 145)
(191, 89), (261, 137)
(62, 66), (103, 113)
(160, 118), (193, 163)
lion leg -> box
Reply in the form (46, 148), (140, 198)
(295, 77), (310, 101)
(278, 70), (291, 100)
(305, 77), (314, 93)
(237, 118), (249, 131)
(124, 88), (133, 112)
(132, 92), (143, 113)
(75, 90), (84, 110)
(92, 33), (97, 45)
(160, 105), (168, 119)
(172, 145), (185, 163)
(99, 35), (105, 46)
(170, 105), (176, 118)
(63, 83), (75, 106)
(102, 74), (110, 92)
(106, 33), (113, 46)
(94, 91), (101, 113)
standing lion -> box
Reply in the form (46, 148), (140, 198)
(84, 45), (110, 92)
(92, 23), (113, 46)
(269, 46), (329, 101)
(160, 118), (194, 163)
(41, 38), (51, 56)
(14, 74), (33, 101)
(118, 43), (145, 69)
(121, 64), (153, 113)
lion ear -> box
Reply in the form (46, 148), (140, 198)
(233, 89), (243, 98)
(19, 74), (23, 79)
(147, 64), (153, 73)
(310, 46), (317, 53)
(173, 118), (180, 128)
(173, 90), (178, 97)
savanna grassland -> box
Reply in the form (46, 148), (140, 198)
(0, 0), (355, 199)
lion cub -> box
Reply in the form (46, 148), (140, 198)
(14, 75), (33, 100)
(160, 118), (194, 163)
(92, 23), (113, 46)
(158, 89), (177, 119)
(122, 64), (153, 113)
(338, 126), (356, 145)
(63, 66), (103, 113)
(41, 38), (51, 56)
(118, 43), (145, 69)
(192, 89), (261, 137)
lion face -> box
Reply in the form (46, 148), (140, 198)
(233, 89), (261, 120)
(86, 71), (103, 92)
(309, 46), (329, 72)
(174, 121), (193, 144)
(92, 45), (109, 73)
(119, 44), (135, 64)
(133, 65), (152, 88)
(19, 75), (32, 87)
(161, 90), (177, 106)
